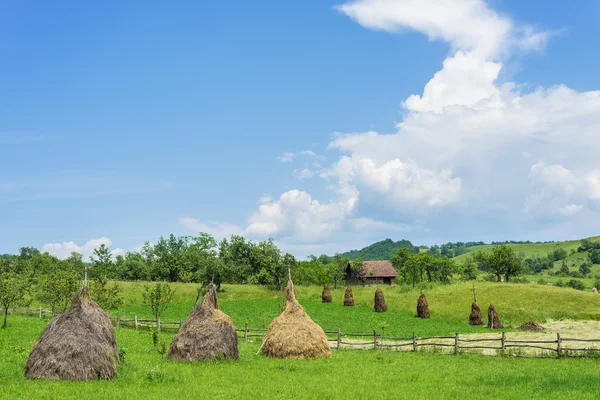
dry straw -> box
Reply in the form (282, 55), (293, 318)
(487, 304), (504, 329)
(374, 287), (387, 312)
(343, 286), (354, 306)
(321, 284), (332, 303)
(469, 302), (483, 325)
(416, 293), (430, 319)
(24, 286), (119, 380)
(169, 282), (239, 361)
(262, 279), (331, 359)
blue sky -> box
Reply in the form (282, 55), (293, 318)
(2, 0), (600, 259)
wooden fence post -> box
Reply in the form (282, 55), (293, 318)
(373, 330), (377, 349)
(337, 328), (341, 349)
(39, 306), (43, 318)
(157, 316), (161, 332)
(244, 323), (249, 342)
(134, 315), (138, 329)
(412, 332), (417, 352)
(501, 332), (506, 356)
(116, 314), (121, 329)
(455, 332), (459, 355)
(557, 333), (561, 358)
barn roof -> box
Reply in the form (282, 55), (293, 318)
(349, 260), (398, 278)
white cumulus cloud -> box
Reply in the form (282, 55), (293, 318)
(43, 237), (123, 261)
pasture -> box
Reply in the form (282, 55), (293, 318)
(2, 282), (600, 399)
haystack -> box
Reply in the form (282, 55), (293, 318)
(374, 287), (387, 312)
(262, 279), (331, 359)
(593, 287), (598, 294)
(321, 284), (332, 303)
(518, 321), (544, 332)
(168, 282), (238, 361)
(417, 293), (430, 319)
(487, 304), (504, 329)
(343, 286), (354, 306)
(24, 286), (119, 380)
(469, 301), (483, 325)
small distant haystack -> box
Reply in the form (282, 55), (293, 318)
(25, 286), (119, 380)
(168, 282), (238, 362)
(343, 286), (354, 306)
(374, 288), (387, 312)
(518, 321), (544, 332)
(487, 304), (504, 329)
(593, 288), (598, 294)
(469, 302), (483, 325)
(321, 284), (332, 303)
(262, 279), (331, 359)
(417, 293), (430, 319)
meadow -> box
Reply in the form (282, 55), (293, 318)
(2, 282), (600, 399)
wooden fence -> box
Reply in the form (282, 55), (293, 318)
(8, 307), (600, 358)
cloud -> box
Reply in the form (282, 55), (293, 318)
(276, 150), (327, 163)
(178, 217), (244, 239)
(558, 204), (583, 216)
(293, 168), (314, 180)
(43, 237), (123, 261)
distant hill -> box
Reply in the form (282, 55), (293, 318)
(0, 254), (10, 259)
(340, 239), (418, 260)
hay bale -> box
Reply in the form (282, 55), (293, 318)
(487, 304), (504, 329)
(469, 301), (483, 325)
(262, 279), (331, 359)
(24, 286), (119, 380)
(374, 288), (387, 312)
(168, 282), (239, 362)
(321, 284), (332, 303)
(593, 288), (598, 294)
(416, 293), (430, 319)
(343, 286), (354, 306)
(518, 321), (544, 332)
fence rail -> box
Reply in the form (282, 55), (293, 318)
(8, 307), (600, 359)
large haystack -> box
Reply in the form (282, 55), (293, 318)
(262, 279), (331, 359)
(374, 287), (387, 312)
(343, 286), (354, 306)
(25, 286), (119, 380)
(417, 293), (430, 319)
(487, 304), (504, 329)
(321, 284), (332, 303)
(469, 301), (483, 325)
(168, 282), (239, 361)
(593, 288), (598, 294)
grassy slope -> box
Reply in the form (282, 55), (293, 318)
(114, 282), (600, 337)
(2, 315), (600, 400)
(455, 236), (600, 262)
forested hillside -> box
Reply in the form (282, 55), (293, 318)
(340, 239), (418, 260)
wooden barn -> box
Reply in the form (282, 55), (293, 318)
(345, 260), (398, 285)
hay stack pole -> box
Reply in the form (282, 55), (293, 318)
(168, 282), (239, 361)
(262, 269), (331, 359)
(487, 304), (504, 329)
(321, 284), (332, 303)
(416, 292), (430, 319)
(374, 287), (387, 312)
(24, 285), (119, 380)
(343, 286), (354, 306)
(469, 287), (483, 325)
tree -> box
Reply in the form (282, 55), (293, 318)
(0, 257), (32, 328)
(589, 249), (600, 265)
(143, 282), (176, 327)
(391, 247), (414, 285)
(461, 256), (479, 281)
(473, 245), (523, 282)
(558, 262), (570, 276)
(579, 262), (592, 276)
(90, 274), (123, 310)
(90, 244), (115, 279)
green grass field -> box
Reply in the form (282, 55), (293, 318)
(2, 282), (600, 399)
